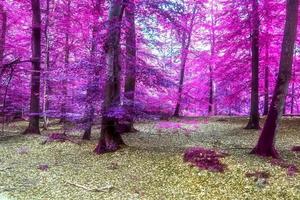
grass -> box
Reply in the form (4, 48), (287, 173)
(0, 117), (299, 200)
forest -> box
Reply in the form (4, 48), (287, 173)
(0, 0), (300, 199)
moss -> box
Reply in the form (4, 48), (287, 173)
(0, 117), (299, 199)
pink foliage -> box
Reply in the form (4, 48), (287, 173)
(183, 147), (228, 173)
(48, 133), (67, 142)
(291, 146), (300, 152)
(269, 159), (299, 177)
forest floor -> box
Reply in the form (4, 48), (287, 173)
(0, 117), (299, 200)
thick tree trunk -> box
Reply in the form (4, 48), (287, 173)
(82, 0), (102, 140)
(42, 0), (50, 130)
(23, 0), (42, 135)
(0, 4), (7, 69)
(251, 0), (299, 158)
(120, 0), (137, 133)
(245, 0), (260, 129)
(94, 0), (126, 154)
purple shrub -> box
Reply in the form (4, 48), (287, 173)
(183, 147), (228, 173)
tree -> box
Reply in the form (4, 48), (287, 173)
(42, 0), (51, 130)
(174, 3), (197, 117)
(0, 3), (7, 68)
(94, 0), (126, 154)
(60, 0), (71, 125)
(82, 0), (103, 140)
(208, 0), (216, 115)
(23, 0), (42, 134)
(245, 0), (260, 129)
(120, 0), (137, 133)
(263, 0), (270, 116)
(251, 0), (299, 158)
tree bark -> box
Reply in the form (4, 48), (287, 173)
(290, 65), (295, 114)
(23, 0), (42, 134)
(82, 0), (102, 140)
(245, 0), (260, 129)
(174, 32), (188, 117)
(60, 0), (71, 126)
(119, 0), (137, 133)
(42, 0), (51, 130)
(209, 0), (216, 115)
(263, 44), (269, 115)
(251, 0), (299, 158)
(263, 0), (270, 116)
(0, 4), (7, 69)
(174, 5), (196, 117)
(94, 0), (126, 154)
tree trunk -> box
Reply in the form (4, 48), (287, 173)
(23, 0), (42, 135)
(94, 0), (126, 154)
(120, 0), (137, 133)
(174, 32), (187, 117)
(174, 6), (196, 117)
(82, 0), (102, 140)
(0, 4), (7, 69)
(263, 0), (270, 116)
(245, 0), (260, 129)
(60, 0), (71, 126)
(263, 48), (269, 116)
(251, 0), (299, 158)
(42, 0), (50, 130)
(209, 0), (216, 115)
(290, 66), (295, 114)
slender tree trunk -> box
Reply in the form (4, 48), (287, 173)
(263, 45), (269, 115)
(174, 6), (196, 117)
(0, 4), (7, 69)
(119, 0), (137, 133)
(94, 0), (126, 154)
(0, 4), (7, 126)
(60, 0), (70, 126)
(174, 32), (187, 117)
(290, 65), (295, 114)
(82, 0), (102, 140)
(251, 0), (299, 158)
(263, 0), (270, 116)
(43, 0), (50, 130)
(245, 0), (260, 129)
(209, 0), (216, 115)
(23, 0), (42, 134)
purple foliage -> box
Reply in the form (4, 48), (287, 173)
(48, 133), (67, 142)
(287, 165), (299, 176)
(37, 164), (49, 171)
(269, 159), (299, 177)
(291, 146), (300, 152)
(183, 147), (228, 173)
(106, 106), (129, 120)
